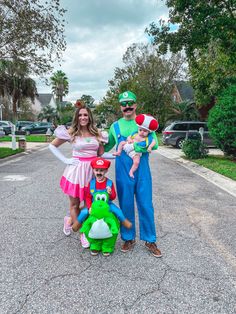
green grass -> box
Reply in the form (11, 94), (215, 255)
(0, 135), (54, 142)
(0, 147), (24, 159)
(193, 155), (236, 181)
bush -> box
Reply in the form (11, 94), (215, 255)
(208, 84), (236, 158)
(182, 139), (208, 159)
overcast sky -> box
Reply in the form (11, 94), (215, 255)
(37, 0), (169, 103)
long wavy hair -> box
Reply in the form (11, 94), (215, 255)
(68, 100), (100, 142)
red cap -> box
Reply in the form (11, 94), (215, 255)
(91, 157), (111, 169)
(135, 114), (158, 132)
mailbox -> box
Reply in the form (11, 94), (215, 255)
(18, 136), (26, 151)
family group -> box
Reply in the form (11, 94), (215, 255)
(49, 91), (162, 258)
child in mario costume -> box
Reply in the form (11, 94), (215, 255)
(113, 114), (158, 178)
(72, 157), (132, 235)
(79, 190), (120, 256)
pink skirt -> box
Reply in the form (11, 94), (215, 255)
(60, 156), (95, 199)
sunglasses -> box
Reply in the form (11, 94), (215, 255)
(120, 101), (135, 107)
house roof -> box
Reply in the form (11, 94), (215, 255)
(37, 94), (54, 107)
(175, 81), (195, 102)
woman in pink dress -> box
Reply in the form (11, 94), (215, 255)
(49, 101), (106, 246)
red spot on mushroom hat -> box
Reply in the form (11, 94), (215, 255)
(135, 114), (159, 132)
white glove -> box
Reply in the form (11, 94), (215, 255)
(100, 152), (116, 159)
(48, 144), (79, 165)
(99, 130), (109, 144)
(123, 143), (134, 154)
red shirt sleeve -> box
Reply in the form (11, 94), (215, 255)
(109, 182), (116, 201)
(85, 183), (92, 208)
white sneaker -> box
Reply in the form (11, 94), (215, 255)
(80, 233), (90, 248)
(63, 216), (72, 236)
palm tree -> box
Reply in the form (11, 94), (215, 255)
(50, 70), (69, 106)
(0, 59), (37, 121)
(38, 105), (57, 122)
(168, 101), (200, 121)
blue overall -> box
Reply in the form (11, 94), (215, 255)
(77, 178), (126, 223)
(114, 122), (156, 243)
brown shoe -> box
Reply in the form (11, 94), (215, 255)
(72, 221), (81, 232)
(121, 240), (136, 253)
(90, 250), (99, 256)
(122, 219), (132, 229)
(145, 242), (162, 258)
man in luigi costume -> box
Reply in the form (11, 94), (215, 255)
(104, 91), (162, 257)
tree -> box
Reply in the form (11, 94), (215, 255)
(105, 43), (186, 129)
(208, 84), (236, 158)
(147, 1), (236, 58)
(189, 44), (236, 104)
(80, 95), (95, 109)
(38, 105), (57, 123)
(0, 59), (37, 121)
(93, 99), (119, 128)
(17, 98), (35, 121)
(168, 101), (200, 121)
(0, 0), (66, 75)
(147, 1), (236, 105)
(50, 70), (69, 105)
(56, 102), (74, 125)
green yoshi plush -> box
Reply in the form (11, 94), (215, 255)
(80, 192), (120, 255)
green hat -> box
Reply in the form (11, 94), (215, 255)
(118, 91), (137, 103)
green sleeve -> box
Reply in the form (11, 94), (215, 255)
(104, 124), (116, 152)
(80, 218), (93, 233)
(105, 217), (119, 234)
(134, 132), (158, 153)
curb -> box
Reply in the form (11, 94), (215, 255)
(157, 147), (236, 198)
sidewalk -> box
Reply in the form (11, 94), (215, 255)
(157, 146), (236, 198)
(0, 141), (48, 151)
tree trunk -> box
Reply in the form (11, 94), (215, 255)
(12, 92), (18, 122)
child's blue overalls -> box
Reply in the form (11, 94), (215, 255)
(114, 121), (156, 242)
(78, 177), (126, 223)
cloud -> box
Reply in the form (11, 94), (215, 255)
(37, 0), (168, 103)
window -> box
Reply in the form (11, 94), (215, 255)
(0, 122), (8, 126)
(173, 123), (188, 131)
(189, 123), (205, 131)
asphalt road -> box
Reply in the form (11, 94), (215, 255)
(0, 144), (235, 314)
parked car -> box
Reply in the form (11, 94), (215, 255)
(21, 122), (55, 135)
(0, 120), (15, 135)
(162, 121), (214, 149)
(16, 121), (34, 131)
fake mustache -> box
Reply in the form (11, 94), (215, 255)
(123, 107), (134, 112)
